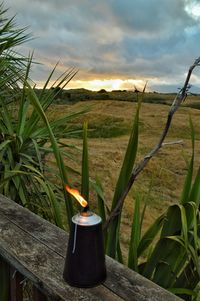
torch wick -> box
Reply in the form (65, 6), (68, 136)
(83, 205), (90, 212)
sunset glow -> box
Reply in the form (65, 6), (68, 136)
(65, 79), (147, 92)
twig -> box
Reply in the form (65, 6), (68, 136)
(162, 140), (184, 146)
(103, 57), (200, 231)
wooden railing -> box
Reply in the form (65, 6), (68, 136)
(0, 194), (182, 301)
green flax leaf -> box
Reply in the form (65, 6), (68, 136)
(128, 193), (141, 271)
(81, 122), (89, 202)
(106, 102), (140, 258)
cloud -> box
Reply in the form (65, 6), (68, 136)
(5, 0), (200, 91)
(110, 0), (195, 35)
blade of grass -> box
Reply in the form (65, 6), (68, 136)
(180, 116), (195, 205)
(95, 178), (108, 222)
(137, 213), (165, 257)
(92, 177), (108, 247)
(106, 102), (140, 258)
(17, 54), (32, 136)
(188, 167), (200, 206)
(179, 205), (188, 250)
(1, 99), (14, 135)
(117, 240), (124, 264)
(161, 205), (182, 237)
(34, 175), (64, 229)
(168, 288), (195, 297)
(81, 122), (89, 201)
(174, 259), (199, 291)
(128, 193), (141, 271)
(0, 140), (11, 151)
(143, 236), (186, 284)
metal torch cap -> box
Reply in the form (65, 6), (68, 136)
(72, 211), (102, 226)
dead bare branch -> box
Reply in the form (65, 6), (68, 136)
(162, 140), (184, 146)
(103, 57), (200, 231)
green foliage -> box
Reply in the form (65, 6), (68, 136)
(92, 177), (109, 249)
(90, 103), (200, 299)
(88, 117), (129, 138)
(123, 120), (200, 299)
(128, 193), (141, 271)
(67, 116), (130, 139)
(0, 3), (30, 100)
(106, 101), (140, 258)
(0, 69), (84, 227)
(81, 122), (89, 201)
(180, 117), (195, 205)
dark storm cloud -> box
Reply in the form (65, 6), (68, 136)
(5, 0), (200, 90)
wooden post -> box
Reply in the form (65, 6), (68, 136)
(10, 266), (24, 301)
(33, 286), (47, 301)
(0, 257), (10, 301)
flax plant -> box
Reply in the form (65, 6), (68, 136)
(90, 60), (200, 299)
(134, 122), (200, 300)
(89, 106), (200, 299)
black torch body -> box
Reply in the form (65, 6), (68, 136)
(63, 211), (106, 287)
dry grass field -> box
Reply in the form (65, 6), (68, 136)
(48, 96), (200, 257)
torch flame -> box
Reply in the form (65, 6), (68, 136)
(66, 185), (88, 207)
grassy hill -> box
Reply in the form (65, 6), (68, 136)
(47, 95), (200, 256)
(47, 87), (200, 109)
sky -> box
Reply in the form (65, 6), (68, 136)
(5, 0), (200, 92)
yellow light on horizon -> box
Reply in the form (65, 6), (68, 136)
(88, 79), (123, 91)
(32, 78), (147, 92)
(67, 79), (146, 91)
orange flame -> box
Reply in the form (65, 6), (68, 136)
(66, 185), (88, 207)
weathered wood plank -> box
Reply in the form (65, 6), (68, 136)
(0, 194), (182, 301)
(0, 194), (66, 254)
(105, 257), (181, 301)
(10, 267), (24, 301)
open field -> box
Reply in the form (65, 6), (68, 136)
(50, 87), (200, 109)
(47, 94), (200, 257)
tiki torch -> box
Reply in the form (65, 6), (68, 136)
(63, 185), (107, 288)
